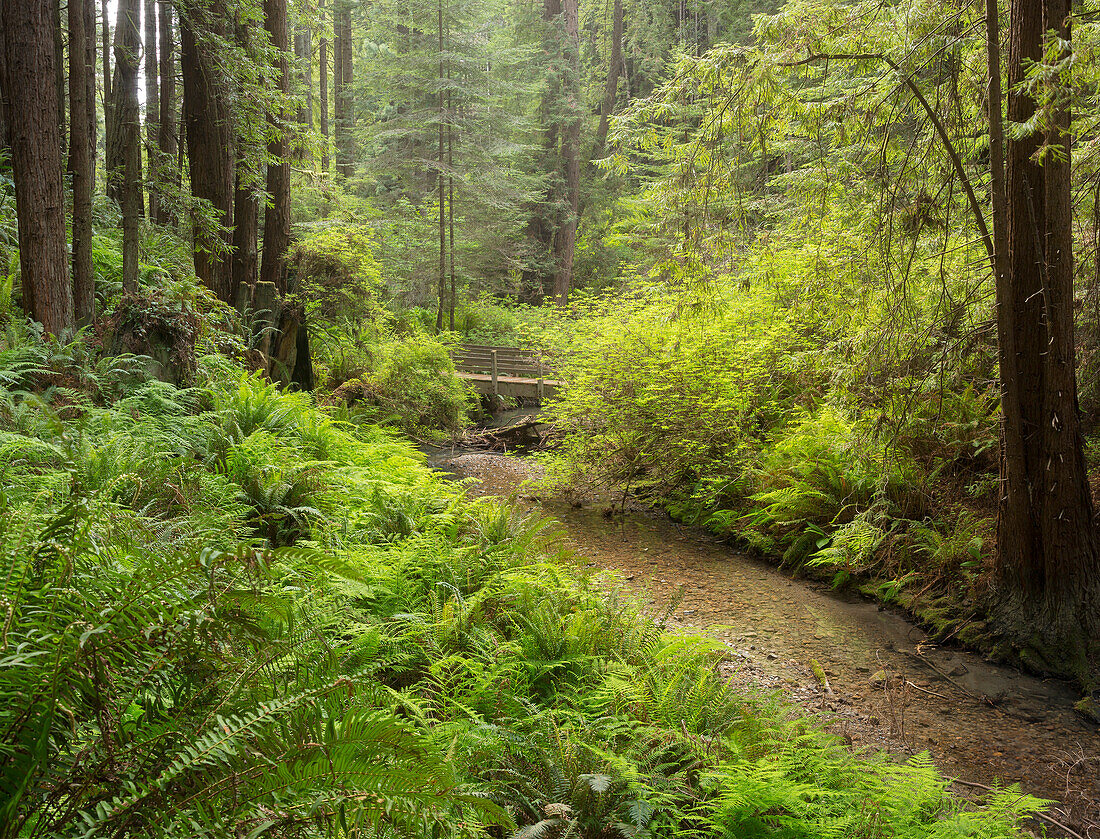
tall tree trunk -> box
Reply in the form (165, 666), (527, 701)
(993, 0), (1100, 685)
(106, 0), (141, 218)
(435, 0), (445, 332)
(54, 0), (66, 162)
(259, 0), (291, 296)
(319, 2), (329, 174)
(144, 0), (160, 221)
(333, 0), (352, 179)
(84, 0), (96, 185)
(231, 161), (258, 304)
(3, 0), (73, 335)
(180, 0), (235, 303)
(110, 0), (142, 291)
(447, 36), (455, 332)
(553, 0), (581, 305)
(294, 23), (312, 156)
(69, 0), (95, 326)
(101, 0), (112, 157)
(0, 2), (10, 154)
(157, 0), (177, 224)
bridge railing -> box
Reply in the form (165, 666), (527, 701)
(450, 343), (553, 380)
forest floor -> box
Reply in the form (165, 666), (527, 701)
(427, 449), (1100, 837)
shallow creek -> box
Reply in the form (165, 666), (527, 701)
(424, 447), (1100, 834)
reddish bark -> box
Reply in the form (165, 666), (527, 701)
(3, 0), (73, 334)
(259, 0), (291, 296)
(69, 0), (96, 325)
(180, 0), (235, 303)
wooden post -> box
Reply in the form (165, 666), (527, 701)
(491, 349), (498, 395)
(537, 359), (544, 401)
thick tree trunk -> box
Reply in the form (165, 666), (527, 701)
(144, 0), (160, 221)
(231, 162), (258, 306)
(259, 0), (291, 296)
(69, 0), (95, 326)
(84, 0), (96, 185)
(3, 0), (73, 335)
(101, 0), (112, 143)
(106, 0), (141, 222)
(180, 0), (235, 303)
(552, 0), (581, 305)
(110, 0), (142, 291)
(993, 0), (1100, 686)
(157, 0), (177, 225)
(0, 3), (10, 155)
(333, 1), (352, 179)
(294, 23), (312, 152)
(54, 0), (65, 162)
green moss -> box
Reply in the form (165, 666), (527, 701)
(1073, 696), (1100, 723)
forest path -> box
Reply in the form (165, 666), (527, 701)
(426, 448), (1100, 835)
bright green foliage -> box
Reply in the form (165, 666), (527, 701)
(531, 0), (1016, 608)
(0, 327), (1042, 837)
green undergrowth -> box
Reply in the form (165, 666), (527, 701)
(528, 265), (1003, 643)
(293, 224), (474, 438)
(0, 325), (1045, 837)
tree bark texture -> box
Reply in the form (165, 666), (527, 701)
(435, 0), (445, 332)
(0, 2), (10, 154)
(156, 0), (178, 225)
(180, 0), (235, 303)
(69, 0), (95, 326)
(84, 0), (96, 185)
(109, 0), (142, 291)
(2, 0), (73, 334)
(260, 0), (292, 296)
(232, 161), (258, 306)
(333, 0), (352, 179)
(54, 0), (65, 163)
(144, 0), (160, 221)
(993, 0), (1100, 683)
(101, 0), (112, 139)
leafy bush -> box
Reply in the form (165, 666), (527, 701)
(329, 334), (473, 435)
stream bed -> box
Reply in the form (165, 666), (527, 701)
(425, 448), (1100, 834)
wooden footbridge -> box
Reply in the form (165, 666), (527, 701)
(451, 343), (560, 401)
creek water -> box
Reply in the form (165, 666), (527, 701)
(423, 443), (1100, 833)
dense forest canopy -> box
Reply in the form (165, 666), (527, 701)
(1, 0), (1099, 834)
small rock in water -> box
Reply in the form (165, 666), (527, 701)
(948, 663), (968, 677)
(869, 670), (889, 686)
(766, 653), (778, 661)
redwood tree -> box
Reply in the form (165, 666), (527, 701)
(259, 0), (292, 295)
(180, 0), (236, 303)
(991, 0), (1100, 685)
(109, 0), (143, 292)
(145, 0), (160, 222)
(2, 0), (73, 334)
(156, 0), (178, 225)
(333, 0), (353, 179)
(69, 0), (95, 325)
